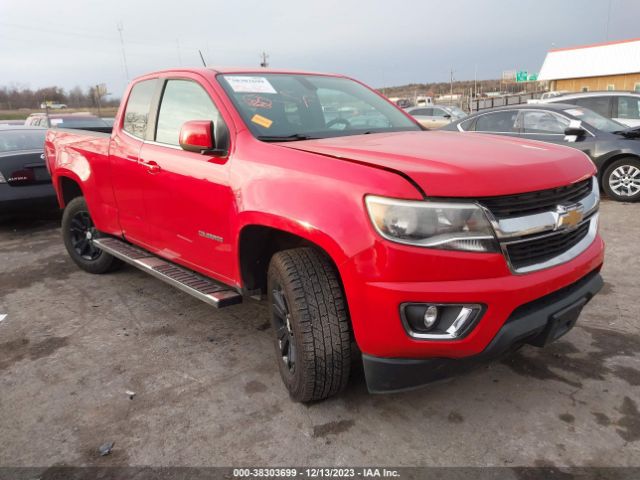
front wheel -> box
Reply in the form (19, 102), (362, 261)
(62, 197), (122, 274)
(603, 157), (640, 202)
(267, 247), (352, 402)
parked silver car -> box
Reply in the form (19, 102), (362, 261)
(406, 105), (467, 129)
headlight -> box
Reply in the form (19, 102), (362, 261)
(365, 195), (499, 252)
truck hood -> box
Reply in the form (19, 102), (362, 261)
(279, 131), (595, 197)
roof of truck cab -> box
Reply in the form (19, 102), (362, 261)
(210, 66), (343, 76)
(141, 67), (346, 78)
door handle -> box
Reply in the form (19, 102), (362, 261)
(143, 160), (161, 174)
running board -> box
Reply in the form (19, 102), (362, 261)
(93, 237), (242, 308)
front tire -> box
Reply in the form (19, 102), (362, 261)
(267, 247), (352, 402)
(62, 197), (122, 274)
(603, 157), (640, 202)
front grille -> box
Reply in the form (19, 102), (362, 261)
(505, 220), (591, 270)
(478, 179), (592, 218)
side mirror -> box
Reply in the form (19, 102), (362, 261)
(443, 114), (452, 119)
(564, 119), (586, 140)
(179, 120), (226, 156)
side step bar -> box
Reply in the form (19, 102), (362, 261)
(93, 237), (242, 308)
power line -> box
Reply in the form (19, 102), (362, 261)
(0, 21), (117, 41)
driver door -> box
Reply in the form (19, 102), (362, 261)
(137, 77), (236, 283)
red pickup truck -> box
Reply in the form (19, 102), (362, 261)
(45, 68), (604, 401)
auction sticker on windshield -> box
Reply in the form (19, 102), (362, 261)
(225, 76), (277, 94)
(251, 114), (273, 128)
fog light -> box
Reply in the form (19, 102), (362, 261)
(401, 303), (483, 340)
(424, 305), (438, 329)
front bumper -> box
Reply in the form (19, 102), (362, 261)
(363, 270), (603, 393)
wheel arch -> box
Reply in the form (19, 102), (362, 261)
(57, 174), (84, 208)
(597, 153), (640, 188)
(237, 221), (347, 296)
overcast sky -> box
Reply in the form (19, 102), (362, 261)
(1, 0), (639, 98)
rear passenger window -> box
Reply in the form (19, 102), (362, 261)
(474, 111), (519, 132)
(155, 80), (222, 146)
(573, 97), (610, 117)
(123, 80), (157, 139)
(617, 97), (640, 120)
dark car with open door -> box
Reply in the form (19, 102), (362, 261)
(443, 103), (640, 202)
(0, 126), (57, 219)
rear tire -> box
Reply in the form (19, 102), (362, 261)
(267, 247), (352, 402)
(62, 197), (122, 274)
(602, 157), (640, 202)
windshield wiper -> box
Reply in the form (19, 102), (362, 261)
(256, 133), (318, 142)
(613, 127), (640, 138)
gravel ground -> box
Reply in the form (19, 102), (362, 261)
(0, 200), (638, 468)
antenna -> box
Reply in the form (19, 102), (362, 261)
(198, 50), (207, 67)
(117, 21), (130, 81)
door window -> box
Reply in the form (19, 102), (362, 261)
(522, 111), (569, 134)
(473, 111), (519, 132)
(123, 79), (157, 139)
(156, 80), (223, 146)
(410, 108), (432, 116)
(616, 97), (640, 120)
(572, 97), (611, 117)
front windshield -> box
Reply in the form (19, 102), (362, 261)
(218, 73), (421, 140)
(562, 107), (625, 133)
(446, 106), (467, 118)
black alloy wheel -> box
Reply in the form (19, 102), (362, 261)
(69, 210), (101, 261)
(61, 196), (122, 274)
(271, 284), (296, 374)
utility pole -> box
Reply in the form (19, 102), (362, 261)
(260, 51), (269, 68)
(95, 85), (102, 117)
(117, 22), (130, 81)
(450, 68), (454, 100)
(474, 64), (477, 99)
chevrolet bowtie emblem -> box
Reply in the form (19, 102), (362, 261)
(556, 204), (584, 230)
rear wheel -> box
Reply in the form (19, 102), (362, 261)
(267, 247), (351, 402)
(62, 197), (122, 274)
(603, 157), (640, 202)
